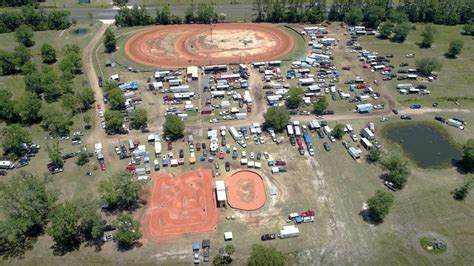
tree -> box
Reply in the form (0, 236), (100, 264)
(344, 8), (363, 26)
(212, 254), (233, 265)
(263, 106), (290, 133)
(61, 93), (81, 115)
(285, 87), (304, 109)
(461, 139), (474, 172)
(313, 96), (328, 114)
(104, 110), (124, 132)
(46, 141), (63, 168)
(420, 24), (435, 48)
(415, 57), (442, 76)
(104, 28), (116, 53)
(129, 109), (148, 129)
(196, 2), (217, 23)
(367, 190), (395, 223)
(1, 124), (31, 158)
(368, 148), (381, 162)
(78, 87), (95, 111)
(383, 153), (410, 189)
(15, 25), (35, 47)
(159, 5), (172, 25)
(114, 0), (127, 6)
(47, 198), (103, 253)
(13, 45), (31, 67)
(40, 104), (72, 135)
(98, 171), (142, 210)
(363, 5), (385, 28)
(446, 39), (464, 58)
(225, 244), (235, 255)
(0, 50), (17, 75)
(16, 91), (42, 124)
(332, 124), (346, 139)
(392, 22), (410, 42)
(379, 22), (394, 39)
(41, 43), (56, 64)
(59, 48), (82, 76)
(184, 0), (196, 23)
(83, 115), (92, 129)
(107, 88), (126, 111)
(452, 178), (473, 201)
(114, 213), (142, 250)
(76, 151), (89, 166)
(0, 90), (19, 122)
(163, 115), (185, 141)
(463, 22), (474, 36)
(248, 244), (285, 266)
(21, 61), (36, 75)
(0, 172), (57, 258)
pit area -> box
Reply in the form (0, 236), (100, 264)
(124, 23), (294, 68)
(142, 169), (218, 240)
(226, 170), (267, 211)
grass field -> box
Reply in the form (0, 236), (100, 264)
(359, 25), (474, 108)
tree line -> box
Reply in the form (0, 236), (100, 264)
(0, 0), (43, 7)
(114, 3), (221, 27)
(0, 7), (70, 33)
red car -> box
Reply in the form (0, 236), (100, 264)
(218, 153), (225, 159)
(96, 104), (101, 109)
(99, 159), (106, 171)
(275, 160), (286, 166)
(342, 66), (350, 70)
(125, 165), (136, 171)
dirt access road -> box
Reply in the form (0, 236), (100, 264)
(83, 23), (108, 144)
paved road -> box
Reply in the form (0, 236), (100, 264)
(67, 5), (254, 21)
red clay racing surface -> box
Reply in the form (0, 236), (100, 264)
(124, 23), (294, 68)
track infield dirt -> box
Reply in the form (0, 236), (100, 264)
(124, 23), (294, 68)
(226, 170), (267, 211)
(142, 169), (218, 241)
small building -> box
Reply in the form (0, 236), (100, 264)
(201, 107), (213, 115)
(215, 180), (227, 208)
(151, 81), (163, 91)
(224, 231), (233, 241)
(186, 66), (199, 80)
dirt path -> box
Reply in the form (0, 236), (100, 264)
(83, 23), (108, 145)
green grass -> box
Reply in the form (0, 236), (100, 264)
(420, 237), (447, 254)
(359, 25), (474, 108)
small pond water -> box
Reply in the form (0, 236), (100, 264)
(73, 28), (89, 35)
(384, 123), (461, 168)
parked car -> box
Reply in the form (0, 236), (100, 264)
(0, 170), (7, 176)
(203, 247), (210, 262)
(342, 141), (350, 149)
(102, 233), (114, 242)
(323, 142), (331, 152)
(261, 234), (276, 241)
(410, 104), (421, 109)
(225, 162), (230, 172)
(392, 109), (399, 115)
(401, 115), (412, 120)
(263, 151), (269, 160)
(384, 180), (398, 191)
(103, 224), (116, 232)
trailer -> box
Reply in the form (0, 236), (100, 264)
(154, 142), (162, 157)
(168, 79), (182, 86)
(298, 78), (315, 86)
(303, 132), (311, 145)
(286, 125), (294, 136)
(229, 127), (240, 141)
(360, 128), (375, 140)
(279, 225), (300, 239)
(294, 125), (302, 136)
(170, 85), (189, 93)
(447, 119), (465, 129)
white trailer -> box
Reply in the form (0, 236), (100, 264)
(235, 113), (247, 120)
(298, 78), (315, 86)
(447, 119), (465, 129)
(154, 142), (162, 156)
(279, 225), (299, 239)
(169, 79), (182, 86)
(294, 125), (302, 136)
(287, 125), (294, 136)
(229, 127), (240, 141)
(361, 128), (375, 140)
(170, 85), (189, 93)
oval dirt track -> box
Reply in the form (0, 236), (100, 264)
(124, 23), (294, 68)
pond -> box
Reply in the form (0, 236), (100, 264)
(72, 28), (89, 36)
(383, 123), (461, 168)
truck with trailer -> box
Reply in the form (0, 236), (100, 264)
(287, 124), (294, 136)
(303, 132), (311, 145)
(447, 119), (465, 130)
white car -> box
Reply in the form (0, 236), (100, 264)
(99, 110), (104, 118)
(374, 104), (385, 109)
(209, 118), (219, 123)
(250, 152), (255, 159)
(241, 151), (246, 158)
(350, 133), (358, 142)
(101, 122), (106, 128)
(259, 136), (266, 144)
(329, 135), (336, 143)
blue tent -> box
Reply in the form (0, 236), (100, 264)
(131, 82), (139, 90)
(193, 243), (200, 251)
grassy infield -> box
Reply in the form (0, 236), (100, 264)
(0, 21), (473, 264)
